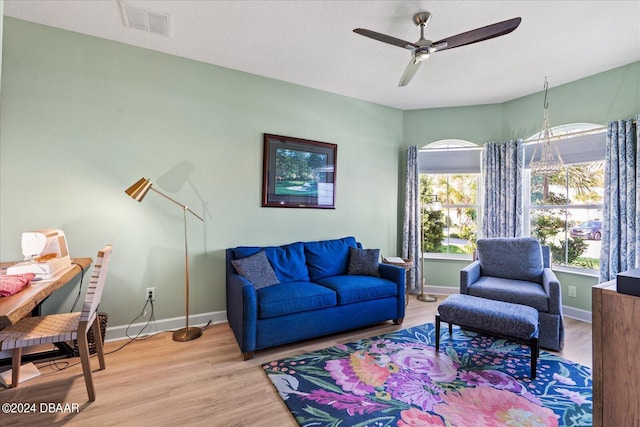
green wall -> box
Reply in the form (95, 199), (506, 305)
(0, 18), (403, 328)
(404, 61), (640, 148)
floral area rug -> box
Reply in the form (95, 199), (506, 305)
(263, 323), (592, 426)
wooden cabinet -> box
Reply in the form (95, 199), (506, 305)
(592, 280), (640, 427)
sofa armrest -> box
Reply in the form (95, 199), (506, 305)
(226, 273), (258, 354)
(542, 268), (562, 315)
(379, 263), (405, 319)
(460, 260), (481, 294)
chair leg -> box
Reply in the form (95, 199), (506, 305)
(77, 331), (96, 401)
(91, 319), (106, 370)
(531, 336), (539, 379)
(11, 348), (22, 388)
(435, 314), (440, 351)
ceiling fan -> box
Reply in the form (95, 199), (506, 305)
(353, 12), (521, 87)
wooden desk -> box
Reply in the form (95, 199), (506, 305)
(592, 280), (640, 427)
(0, 257), (92, 328)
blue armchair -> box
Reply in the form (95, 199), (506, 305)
(460, 237), (564, 351)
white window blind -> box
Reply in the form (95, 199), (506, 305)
(525, 127), (606, 166)
(418, 146), (482, 174)
(419, 126), (606, 174)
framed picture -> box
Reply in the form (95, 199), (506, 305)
(262, 134), (337, 208)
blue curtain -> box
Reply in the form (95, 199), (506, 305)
(482, 140), (524, 238)
(600, 116), (640, 282)
(402, 146), (421, 292)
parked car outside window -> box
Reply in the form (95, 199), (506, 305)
(570, 220), (602, 240)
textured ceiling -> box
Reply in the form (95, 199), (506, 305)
(4, 0), (640, 110)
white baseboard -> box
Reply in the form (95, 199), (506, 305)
(103, 310), (227, 342)
(562, 306), (592, 323)
(424, 285), (458, 295)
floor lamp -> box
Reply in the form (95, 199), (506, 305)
(417, 194), (441, 303)
(125, 177), (204, 342)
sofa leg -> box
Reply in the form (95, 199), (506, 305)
(393, 318), (404, 325)
(242, 352), (253, 361)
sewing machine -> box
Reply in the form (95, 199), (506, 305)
(6, 229), (72, 280)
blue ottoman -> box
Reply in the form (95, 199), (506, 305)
(436, 294), (540, 378)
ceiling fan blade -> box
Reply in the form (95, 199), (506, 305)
(353, 28), (416, 50)
(398, 58), (421, 87)
(433, 17), (521, 52)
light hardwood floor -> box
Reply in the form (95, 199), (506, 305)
(0, 297), (592, 426)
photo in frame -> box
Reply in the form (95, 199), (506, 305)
(262, 134), (337, 208)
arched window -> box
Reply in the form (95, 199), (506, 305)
(524, 123), (605, 272)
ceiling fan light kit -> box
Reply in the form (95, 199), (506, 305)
(354, 12), (521, 87)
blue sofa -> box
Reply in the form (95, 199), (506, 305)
(460, 237), (564, 351)
(226, 236), (405, 360)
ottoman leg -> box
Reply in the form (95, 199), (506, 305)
(531, 336), (539, 379)
(448, 322), (453, 336)
(435, 314), (441, 350)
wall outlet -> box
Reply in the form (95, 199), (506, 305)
(146, 287), (156, 301)
(568, 285), (577, 298)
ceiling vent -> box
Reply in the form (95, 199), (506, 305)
(120, 2), (171, 37)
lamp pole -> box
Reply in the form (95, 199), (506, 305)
(417, 194), (438, 303)
(125, 178), (204, 342)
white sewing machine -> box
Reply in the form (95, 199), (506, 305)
(6, 229), (72, 280)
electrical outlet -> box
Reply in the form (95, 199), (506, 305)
(568, 286), (577, 298)
(146, 287), (156, 301)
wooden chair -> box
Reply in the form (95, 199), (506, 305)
(0, 245), (112, 401)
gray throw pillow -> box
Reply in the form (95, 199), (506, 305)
(231, 250), (280, 289)
(347, 247), (380, 277)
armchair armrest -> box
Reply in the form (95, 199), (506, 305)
(460, 260), (481, 294)
(542, 268), (562, 315)
(226, 273), (258, 354)
(379, 263), (406, 319)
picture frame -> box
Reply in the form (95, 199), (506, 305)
(262, 134), (337, 209)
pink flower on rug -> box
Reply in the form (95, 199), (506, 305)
(385, 371), (445, 412)
(325, 350), (391, 395)
(556, 388), (590, 405)
(434, 386), (559, 427)
(397, 408), (446, 427)
(390, 346), (457, 382)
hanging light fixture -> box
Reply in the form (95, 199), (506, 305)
(529, 77), (564, 176)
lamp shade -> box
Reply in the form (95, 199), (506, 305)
(125, 177), (152, 202)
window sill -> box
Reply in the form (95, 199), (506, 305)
(423, 253), (474, 261)
(551, 265), (599, 278)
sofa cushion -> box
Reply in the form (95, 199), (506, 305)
(257, 281), (337, 319)
(316, 275), (397, 305)
(477, 237), (543, 283)
(231, 250), (280, 289)
(468, 276), (550, 312)
(347, 247), (380, 277)
(304, 236), (358, 281)
(234, 242), (309, 283)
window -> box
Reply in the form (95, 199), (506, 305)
(524, 124), (605, 271)
(419, 141), (481, 256)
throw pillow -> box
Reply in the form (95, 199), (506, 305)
(347, 247), (380, 277)
(231, 250), (280, 289)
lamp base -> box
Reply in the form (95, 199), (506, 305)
(417, 293), (438, 303)
(172, 327), (202, 342)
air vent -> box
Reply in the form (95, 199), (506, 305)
(120, 2), (171, 37)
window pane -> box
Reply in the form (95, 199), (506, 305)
(421, 174), (477, 255)
(528, 159), (604, 270)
